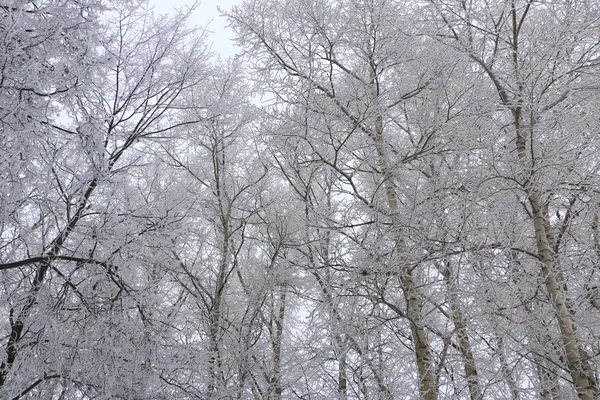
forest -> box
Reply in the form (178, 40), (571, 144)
(1, 0), (600, 399)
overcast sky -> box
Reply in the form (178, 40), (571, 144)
(151, 0), (242, 57)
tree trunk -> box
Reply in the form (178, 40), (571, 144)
(369, 57), (437, 396)
(268, 287), (286, 400)
(516, 118), (597, 399)
(438, 261), (482, 400)
(372, 117), (437, 399)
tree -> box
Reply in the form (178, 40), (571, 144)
(0, 2), (210, 397)
(228, 0), (470, 398)
(154, 60), (272, 398)
(229, 0), (600, 398)
(430, 0), (600, 397)
(2, 0), (600, 398)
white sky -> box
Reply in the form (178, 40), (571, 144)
(150, 0), (242, 57)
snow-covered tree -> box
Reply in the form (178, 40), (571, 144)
(0, 2), (210, 397)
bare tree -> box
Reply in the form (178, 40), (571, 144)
(0, 2), (209, 397)
(430, 0), (600, 398)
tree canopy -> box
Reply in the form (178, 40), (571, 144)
(1, 0), (600, 399)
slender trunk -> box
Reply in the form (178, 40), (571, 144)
(531, 192), (596, 399)
(268, 287), (286, 400)
(507, 4), (597, 394)
(372, 116), (437, 400)
(399, 272), (437, 400)
(207, 134), (232, 399)
(366, 44), (437, 397)
(514, 252), (561, 399)
(236, 350), (248, 400)
(376, 129), (437, 398)
(207, 215), (230, 397)
(496, 334), (520, 400)
(515, 118), (597, 399)
(305, 177), (349, 399)
(207, 255), (227, 399)
(323, 224), (348, 400)
(438, 262), (482, 400)
(337, 349), (348, 400)
(314, 264), (348, 400)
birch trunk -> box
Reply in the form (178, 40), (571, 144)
(207, 237), (228, 399)
(476, 3), (600, 395)
(268, 287), (286, 400)
(207, 135), (232, 399)
(371, 96), (437, 400)
(438, 261), (482, 400)
(515, 116), (597, 399)
(528, 187), (597, 399)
